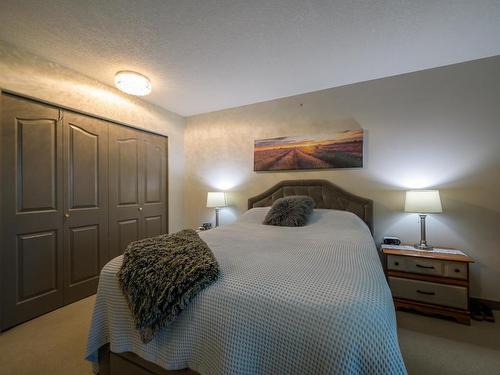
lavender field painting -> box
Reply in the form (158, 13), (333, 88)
(254, 129), (363, 171)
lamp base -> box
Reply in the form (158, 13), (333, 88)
(415, 214), (433, 250)
(414, 243), (434, 251)
(215, 207), (220, 228)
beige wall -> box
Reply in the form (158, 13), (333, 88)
(0, 41), (186, 232)
(2, 38), (499, 301)
(185, 56), (500, 301)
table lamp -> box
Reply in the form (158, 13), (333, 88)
(404, 190), (442, 250)
(206, 192), (227, 227)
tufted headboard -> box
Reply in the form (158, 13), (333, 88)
(248, 179), (374, 233)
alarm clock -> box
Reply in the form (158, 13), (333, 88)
(383, 236), (401, 245)
(198, 222), (212, 231)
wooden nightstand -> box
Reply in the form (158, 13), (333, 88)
(382, 244), (474, 325)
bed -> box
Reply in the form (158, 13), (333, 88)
(86, 179), (406, 375)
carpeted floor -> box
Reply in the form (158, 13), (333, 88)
(397, 309), (500, 375)
(0, 295), (97, 375)
(0, 295), (498, 374)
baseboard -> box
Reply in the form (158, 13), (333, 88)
(471, 297), (500, 311)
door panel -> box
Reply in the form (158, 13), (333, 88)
(144, 142), (162, 203)
(68, 225), (99, 284)
(140, 133), (167, 237)
(117, 138), (140, 205)
(17, 119), (57, 212)
(62, 111), (108, 304)
(118, 219), (140, 251)
(109, 125), (143, 258)
(144, 216), (162, 238)
(1, 94), (64, 330)
(17, 231), (58, 301)
(69, 124), (99, 209)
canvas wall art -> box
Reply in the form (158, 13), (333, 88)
(254, 129), (363, 171)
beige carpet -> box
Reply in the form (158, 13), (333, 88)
(397, 310), (500, 375)
(0, 296), (499, 374)
(0, 296), (96, 375)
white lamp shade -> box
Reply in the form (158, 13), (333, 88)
(206, 192), (226, 208)
(404, 190), (443, 213)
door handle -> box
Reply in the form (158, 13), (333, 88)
(138, 207), (143, 212)
(416, 289), (436, 296)
(416, 264), (434, 269)
(64, 213), (70, 219)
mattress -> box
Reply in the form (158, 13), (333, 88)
(86, 208), (407, 374)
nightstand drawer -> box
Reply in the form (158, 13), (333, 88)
(387, 255), (444, 276)
(387, 255), (467, 280)
(389, 277), (468, 310)
(386, 255), (408, 272)
(444, 262), (468, 280)
(405, 257), (445, 276)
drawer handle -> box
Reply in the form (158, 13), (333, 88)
(416, 264), (434, 269)
(417, 289), (436, 296)
(394, 262), (399, 266)
(454, 268), (461, 273)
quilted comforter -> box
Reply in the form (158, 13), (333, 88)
(86, 208), (407, 374)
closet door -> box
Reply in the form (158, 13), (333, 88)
(108, 124), (143, 259)
(1, 95), (64, 330)
(109, 124), (168, 258)
(141, 132), (168, 238)
(62, 112), (108, 304)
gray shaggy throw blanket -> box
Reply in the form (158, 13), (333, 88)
(118, 229), (220, 343)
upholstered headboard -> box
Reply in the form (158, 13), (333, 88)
(248, 179), (374, 233)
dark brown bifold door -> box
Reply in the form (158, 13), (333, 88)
(108, 125), (143, 259)
(140, 131), (168, 239)
(1, 95), (64, 330)
(62, 112), (108, 304)
(108, 124), (167, 259)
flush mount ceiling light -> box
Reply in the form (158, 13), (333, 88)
(114, 70), (152, 96)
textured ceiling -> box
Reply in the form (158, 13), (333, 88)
(0, 0), (499, 116)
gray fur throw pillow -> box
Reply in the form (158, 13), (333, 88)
(263, 195), (315, 227)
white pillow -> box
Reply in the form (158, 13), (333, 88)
(238, 207), (366, 230)
(237, 207), (271, 224)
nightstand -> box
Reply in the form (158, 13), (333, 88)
(382, 244), (474, 325)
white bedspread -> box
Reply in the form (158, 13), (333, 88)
(86, 208), (407, 374)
